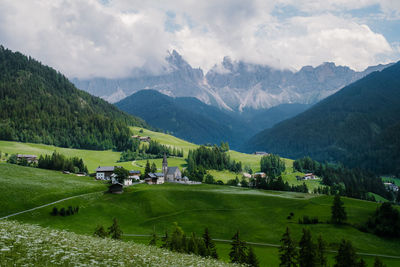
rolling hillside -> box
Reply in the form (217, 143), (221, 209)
(1, 167), (398, 267)
(0, 46), (146, 151)
(245, 61), (400, 175)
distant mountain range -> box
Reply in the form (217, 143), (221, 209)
(116, 90), (311, 148)
(73, 50), (391, 112)
(0, 46), (146, 151)
(244, 61), (400, 175)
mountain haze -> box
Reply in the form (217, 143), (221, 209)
(245, 61), (400, 175)
(73, 51), (392, 112)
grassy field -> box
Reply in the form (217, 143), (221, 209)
(5, 172), (399, 267)
(0, 163), (107, 217)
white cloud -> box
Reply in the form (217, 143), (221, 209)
(0, 0), (397, 78)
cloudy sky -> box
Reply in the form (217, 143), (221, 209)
(1, 0), (399, 78)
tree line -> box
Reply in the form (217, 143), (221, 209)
(293, 157), (392, 201)
(7, 151), (88, 173)
(119, 140), (184, 161)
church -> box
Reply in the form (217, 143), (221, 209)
(162, 153), (183, 182)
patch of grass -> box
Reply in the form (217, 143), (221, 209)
(0, 163), (106, 217)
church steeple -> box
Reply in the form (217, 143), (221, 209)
(162, 153), (168, 178)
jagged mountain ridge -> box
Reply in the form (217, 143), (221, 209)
(73, 51), (392, 111)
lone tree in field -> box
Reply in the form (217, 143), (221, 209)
(279, 227), (297, 267)
(108, 218), (123, 239)
(203, 228), (218, 259)
(334, 239), (357, 267)
(331, 194), (347, 225)
(229, 230), (248, 264)
(298, 228), (315, 267)
(247, 246), (260, 267)
(93, 225), (107, 238)
(315, 235), (327, 267)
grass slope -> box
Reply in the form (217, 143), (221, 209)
(9, 182), (400, 266)
(0, 220), (231, 267)
(0, 164), (106, 217)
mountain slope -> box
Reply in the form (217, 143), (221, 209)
(115, 90), (251, 147)
(0, 46), (146, 150)
(244, 61), (400, 175)
(73, 51), (391, 111)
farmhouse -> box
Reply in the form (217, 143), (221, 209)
(303, 173), (318, 180)
(95, 166), (119, 180)
(253, 172), (266, 178)
(132, 135), (151, 142)
(129, 170), (141, 177)
(254, 151), (269, 156)
(145, 172), (165, 184)
(17, 154), (38, 164)
(384, 182), (399, 192)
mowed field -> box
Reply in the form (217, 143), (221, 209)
(2, 164), (399, 267)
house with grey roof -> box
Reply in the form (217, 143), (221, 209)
(95, 166), (118, 180)
(145, 172), (165, 184)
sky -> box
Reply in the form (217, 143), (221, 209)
(0, 0), (399, 79)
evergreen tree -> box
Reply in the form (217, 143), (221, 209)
(279, 227), (297, 267)
(203, 228), (218, 259)
(93, 225), (107, 238)
(145, 160), (151, 177)
(334, 239), (357, 267)
(170, 222), (184, 252)
(149, 230), (158, 246)
(50, 207), (58, 216)
(331, 195), (347, 225)
(315, 235), (327, 267)
(298, 228), (315, 267)
(197, 238), (207, 257)
(373, 257), (386, 267)
(161, 231), (170, 249)
(108, 218), (123, 240)
(151, 162), (157, 173)
(187, 232), (199, 255)
(247, 246), (260, 267)
(229, 230), (248, 264)
(357, 258), (367, 267)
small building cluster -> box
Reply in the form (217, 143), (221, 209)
(296, 173), (319, 181)
(17, 154), (38, 164)
(384, 182), (399, 192)
(132, 135), (151, 142)
(253, 151), (269, 156)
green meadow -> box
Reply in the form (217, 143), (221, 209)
(1, 164), (398, 266)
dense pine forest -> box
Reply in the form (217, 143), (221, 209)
(0, 46), (146, 150)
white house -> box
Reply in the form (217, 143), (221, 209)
(145, 173), (165, 185)
(95, 166), (116, 180)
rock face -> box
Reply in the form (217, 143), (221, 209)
(72, 51), (392, 111)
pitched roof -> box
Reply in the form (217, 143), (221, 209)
(148, 173), (156, 178)
(17, 154), (37, 158)
(95, 166), (115, 172)
(167, 167), (180, 175)
(154, 172), (164, 177)
(129, 170), (141, 174)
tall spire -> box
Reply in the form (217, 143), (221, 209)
(163, 153), (168, 164)
(162, 153), (168, 180)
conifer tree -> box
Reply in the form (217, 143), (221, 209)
(149, 229), (157, 246)
(331, 194), (347, 224)
(203, 228), (218, 259)
(197, 238), (207, 257)
(93, 225), (107, 238)
(247, 246), (260, 267)
(315, 235), (327, 267)
(229, 230), (248, 264)
(357, 258), (367, 267)
(334, 239), (357, 267)
(150, 162), (157, 173)
(170, 222), (184, 252)
(161, 231), (170, 249)
(279, 227), (297, 267)
(188, 232), (199, 255)
(144, 160), (151, 177)
(373, 257), (386, 267)
(298, 228), (315, 267)
(108, 218), (123, 240)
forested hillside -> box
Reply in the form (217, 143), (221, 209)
(245, 61), (400, 175)
(0, 46), (146, 150)
(116, 90), (252, 148)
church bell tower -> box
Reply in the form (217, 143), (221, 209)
(162, 153), (168, 179)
